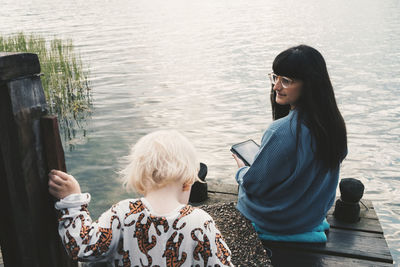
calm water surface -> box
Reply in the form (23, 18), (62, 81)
(1, 0), (399, 263)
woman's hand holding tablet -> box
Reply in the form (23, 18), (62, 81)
(231, 139), (260, 166)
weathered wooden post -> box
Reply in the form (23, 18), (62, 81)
(0, 52), (76, 267)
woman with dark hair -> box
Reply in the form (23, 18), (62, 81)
(233, 45), (347, 242)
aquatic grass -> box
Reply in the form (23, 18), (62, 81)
(0, 33), (92, 149)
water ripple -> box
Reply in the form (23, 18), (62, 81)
(1, 0), (400, 263)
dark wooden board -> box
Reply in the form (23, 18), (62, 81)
(208, 182), (238, 195)
(41, 115), (67, 172)
(263, 228), (393, 263)
(0, 53), (77, 267)
(191, 190), (237, 206)
(0, 77), (38, 266)
(327, 214), (383, 234)
(0, 53), (40, 81)
(269, 248), (394, 267)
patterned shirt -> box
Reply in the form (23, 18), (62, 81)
(55, 193), (234, 267)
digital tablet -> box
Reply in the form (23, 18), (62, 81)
(231, 139), (260, 166)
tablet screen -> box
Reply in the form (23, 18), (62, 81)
(231, 139), (260, 166)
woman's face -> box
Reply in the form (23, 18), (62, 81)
(272, 76), (303, 109)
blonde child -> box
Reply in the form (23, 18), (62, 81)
(48, 130), (233, 266)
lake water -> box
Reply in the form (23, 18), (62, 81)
(1, 0), (399, 263)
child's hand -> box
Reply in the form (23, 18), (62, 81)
(48, 170), (81, 199)
(232, 153), (245, 168)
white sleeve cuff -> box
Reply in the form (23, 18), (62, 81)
(55, 193), (91, 210)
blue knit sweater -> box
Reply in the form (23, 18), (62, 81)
(235, 109), (341, 234)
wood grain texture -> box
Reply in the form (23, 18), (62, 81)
(0, 52), (76, 267)
(0, 52), (40, 81)
(327, 214), (383, 233)
(270, 248), (394, 267)
(41, 116), (67, 172)
(262, 228), (393, 263)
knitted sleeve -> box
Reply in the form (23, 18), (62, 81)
(238, 127), (296, 197)
(55, 193), (122, 262)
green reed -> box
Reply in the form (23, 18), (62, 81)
(0, 33), (92, 149)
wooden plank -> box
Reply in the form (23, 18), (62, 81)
(327, 214), (383, 234)
(191, 191), (237, 206)
(0, 53), (41, 81)
(0, 78), (38, 267)
(0, 52), (77, 267)
(262, 228), (393, 263)
(0, 148), (20, 267)
(269, 248), (394, 267)
(40, 115), (76, 265)
(208, 182), (238, 195)
(41, 115), (67, 172)
(323, 228), (392, 263)
(0, 150), (20, 267)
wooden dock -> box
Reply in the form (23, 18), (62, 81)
(201, 182), (394, 266)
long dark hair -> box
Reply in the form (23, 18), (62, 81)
(270, 45), (347, 169)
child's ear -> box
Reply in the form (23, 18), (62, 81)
(182, 183), (192, 192)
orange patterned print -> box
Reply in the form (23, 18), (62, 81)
(57, 198), (232, 266)
(191, 228), (212, 265)
(172, 206), (195, 230)
(64, 230), (80, 260)
(72, 214), (92, 244)
(204, 220), (213, 231)
(59, 209), (73, 227)
(149, 215), (169, 235)
(84, 227), (113, 256)
(83, 215), (121, 256)
(80, 204), (90, 214)
(162, 231), (187, 267)
(215, 233), (231, 266)
(134, 213), (156, 266)
(125, 200), (145, 226)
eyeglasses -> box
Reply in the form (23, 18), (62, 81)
(268, 72), (294, 88)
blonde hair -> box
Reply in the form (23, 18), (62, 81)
(121, 130), (200, 195)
